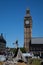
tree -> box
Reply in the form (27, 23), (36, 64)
(20, 47), (26, 53)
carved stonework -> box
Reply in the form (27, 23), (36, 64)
(24, 9), (32, 52)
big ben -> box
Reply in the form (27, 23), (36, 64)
(24, 9), (32, 52)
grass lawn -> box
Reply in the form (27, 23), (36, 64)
(27, 58), (41, 65)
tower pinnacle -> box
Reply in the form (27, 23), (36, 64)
(26, 8), (30, 15)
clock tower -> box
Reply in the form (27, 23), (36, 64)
(24, 9), (32, 52)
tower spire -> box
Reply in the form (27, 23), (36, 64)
(26, 8), (30, 15)
(24, 8), (31, 18)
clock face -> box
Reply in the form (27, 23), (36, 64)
(25, 20), (29, 24)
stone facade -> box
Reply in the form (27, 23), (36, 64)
(0, 33), (6, 52)
(24, 9), (32, 52)
(24, 9), (43, 57)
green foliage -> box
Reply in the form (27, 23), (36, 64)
(13, 48), (16, 53)
(10, 48), (16, 53)
(10, 47), (26, 53)
(20, 47), (26, 53)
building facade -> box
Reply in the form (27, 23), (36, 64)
(0, 33), (6, 52)
(24, 9), (32, 52)
(24, 9), (43, 57)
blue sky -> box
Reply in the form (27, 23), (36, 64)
(0, 0), (43, 48)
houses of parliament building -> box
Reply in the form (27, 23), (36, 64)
(24, 9), (43, 57)
(0, 8), (43, 57)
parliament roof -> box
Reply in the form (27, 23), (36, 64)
(31, 37), (43, 44)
